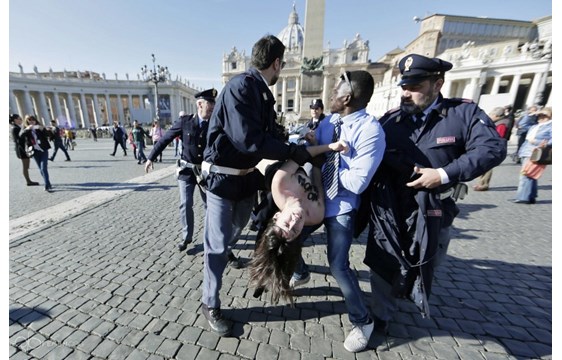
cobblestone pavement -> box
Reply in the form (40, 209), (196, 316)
(9, 142), (552, 359)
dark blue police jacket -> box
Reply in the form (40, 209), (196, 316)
(203, 67), (292, 201)
(148, 114), (207, 183)
(363, 95), (507, 318)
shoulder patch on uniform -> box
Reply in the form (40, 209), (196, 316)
(447, 97), (474, 104)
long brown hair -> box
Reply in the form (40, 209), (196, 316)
(248, 219), (303, 305)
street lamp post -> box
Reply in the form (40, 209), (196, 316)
(141, 54), (170, 124)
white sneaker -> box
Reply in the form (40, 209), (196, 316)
(343, 321), (374, 353)
(289, 273), (310, 288)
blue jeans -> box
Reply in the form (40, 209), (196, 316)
(32, 149), (51, 189)
(295, 211), (371, 325)
(178, 179), (206, 244)
(516, 157), (538, 202)
(135, 141), (146, 162)
(202, 191), (255, 308)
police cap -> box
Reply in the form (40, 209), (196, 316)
(195, 88), (218, 102)
(397, 54), (453, 86)
(310, 99), (324, 109)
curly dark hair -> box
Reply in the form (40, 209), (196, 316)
(248, 219), (303, 305)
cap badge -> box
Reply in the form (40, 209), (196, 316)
(404, 57), (414, 72)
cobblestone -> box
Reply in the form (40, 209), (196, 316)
(9, 141), (552, 359)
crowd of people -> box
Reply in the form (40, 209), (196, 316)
(9, 34), (552, 354)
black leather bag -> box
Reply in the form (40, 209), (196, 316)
(530, 145), (552, 165)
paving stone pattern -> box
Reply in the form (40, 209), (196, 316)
(9, 143), (552, 359)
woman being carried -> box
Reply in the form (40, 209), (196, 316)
(249, 136), (348, 304)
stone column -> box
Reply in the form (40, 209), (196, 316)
(79, 93), (90, 127)
(39, 91), (50, 123)
(66, 93), (79, 127)
(526, 72), (542, 107)
(294, 76), (300, 114)
(105, 94), (112, 123)
(116, 94), (124, 124)
(322, 75), (329, 103)
(23, 90), (34, 116)
(92, 94), (102, 127)
(491, 75), (501, 95)
(52, 92), (63, 121)
(468, 77), (480, 101)
(281, 77), (287, 114)
(508, 73), (521, 106)
(9, 90), (19, 115)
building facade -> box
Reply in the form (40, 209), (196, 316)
(222, 6), (551, 122)
(221, 4), (376, 125)
(368, 14), (552, 117)
(9, 67), (201, 128)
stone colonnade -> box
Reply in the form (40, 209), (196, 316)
(9, 73), (200, 128)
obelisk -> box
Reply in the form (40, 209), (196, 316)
(300, 0), (325, 120)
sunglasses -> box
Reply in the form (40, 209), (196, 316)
(340, 71), (354, 97)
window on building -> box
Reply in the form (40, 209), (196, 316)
(231, 62), (237, 70)
(498, 75), (514, 93)
(481, 77), (495, 95)
(287, 99), (294, 112)
(352, 52), (359, 61)
(287, 79), (296, 91)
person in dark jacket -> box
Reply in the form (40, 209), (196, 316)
(10, 113), (39, 186)
(131, 120), (149, 164)
(145, 89), (241, 267)
(297, 98), (326, 145)
(109, 121), (127, 157)
(20, 115), (54, 192)
(363, 54), (506, 331)
(48, 120), (71, 162)
(200, 34), (311, 337)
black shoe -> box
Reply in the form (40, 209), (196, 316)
(227, 252), (244, 269)
(201, 304), (231, 337)
(48, 157), (54, 162)
(124, 152), (127, 156)
(109, 153), (115, 156)
(177, 239), (192, 252)
(44, 186), (54, 193)
(27, 181), (40, 186)
(65, 159), (71, 161)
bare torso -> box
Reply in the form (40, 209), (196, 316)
(272, 170), (324, 225)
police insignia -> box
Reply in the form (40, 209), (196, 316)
(427, 209), (442, 217)
(404, 57), (414, 72)
(262, 92), (268, 101)
(436, 136), (456, 144)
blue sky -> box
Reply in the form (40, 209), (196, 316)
(8, 0), (553, 92)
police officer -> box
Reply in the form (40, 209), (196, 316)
(200, 34), (311, 337)
(145, 89), (236, 255)
(297, 98), (326, 144)
(363, 54), (506, 329)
